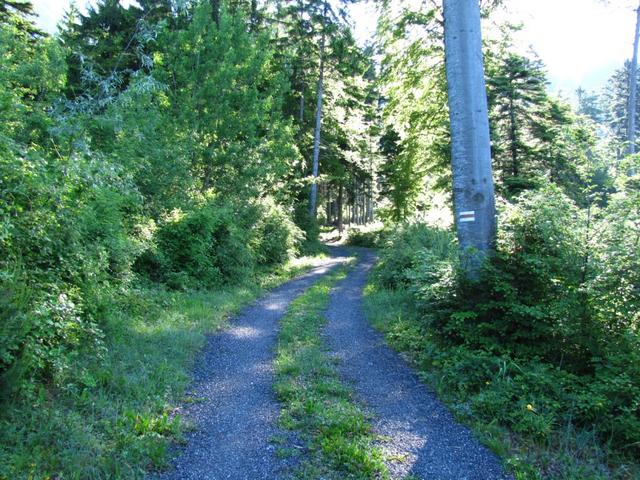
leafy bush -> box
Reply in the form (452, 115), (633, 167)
(376, 223), (456, 289)
(250, 199), (303, 267)
(372, 185), (640, 466)
(345, 225), (384, 248)
(151, 202), (255, 288)
(141, 198), (303, 289)
(294, 203), (323, 254)
(0, 146), (141, 396)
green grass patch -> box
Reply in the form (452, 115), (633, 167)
(0, 255), (327, 480)
(274, 265), (388, 480)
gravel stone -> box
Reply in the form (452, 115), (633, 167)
(154, 247), (512, 480)
(323, 248), (512, 480)
(153, 254), (349, 480)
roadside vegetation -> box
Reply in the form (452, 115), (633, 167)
(1, 0), (368, 477)
(0, 254), (327, 479)
(365, 197), (640, 479)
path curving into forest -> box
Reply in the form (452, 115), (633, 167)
(324, 248), (510, 480)
(156, 247), (509, 480)
(154, 253), (350, 480)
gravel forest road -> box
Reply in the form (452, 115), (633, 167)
(155, 247), (509, 480)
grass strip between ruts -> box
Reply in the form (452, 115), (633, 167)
(273, 262), (389, 480)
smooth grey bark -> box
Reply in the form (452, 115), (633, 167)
(299, 81), (305, 124)
(309, 3), (327, 216)
(443, 0), (497, 278)
(628, 2), (640, 155)
(338, 183), (344, 233)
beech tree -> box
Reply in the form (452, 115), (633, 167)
(443, 0), (497, 277)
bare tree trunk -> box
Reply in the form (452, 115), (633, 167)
(338, 183), (344, 234)
(309, 2), (327, 216)
(326, 185), (332, 225)
(353, 181), (358, 224)
(299, 81), (305, 124)
(367, 179), (373, 223)
(628, 3), (640, 155)
(350, 181), (355, 224)
(443, 0), (497, 279)
(360, 181), (365, 224)
(297, 1), (305, 126)
(357, 180), (362, 225)
(250, 0), (259, 32)
(211, 0), (220, 25)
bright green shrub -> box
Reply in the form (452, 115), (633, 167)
(402, 188), (595, 367)
(377, 223), (456, 289)
(0, 150), (140, 396)
(345, 226), (384, 248)
(374, 184), (640, 460)
(294, 203), (323, 254)
(250, 199), (303, 267)
(153, 202), (255, 288)
(150, 199), (302, 288)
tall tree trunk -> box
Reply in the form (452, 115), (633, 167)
(350, 181), (355, 224)
(353, 181), (358, 224)
(297, 1), (305, 126)
(326, 185), (332, 225)
(367, 179), (373, 223)
(360, 181), (365, 224)
(509, 96), (519, 177)
(299, 80), (305, 124)
(309, 2), (327, 216)
(628, 2), (640, 155)
(443, 0), (497, 279)
(211, 0), (220, 25)
(250, 0), (259, 32)
(338, 183), (344, 234)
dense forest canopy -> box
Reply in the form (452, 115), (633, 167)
(0, 0), (638, 478)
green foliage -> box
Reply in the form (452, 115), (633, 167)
(369, 195), (640, 477)
(158, 2), (298, 198)
(251, 199), (304, 267)
(344, 225), (384, 248)
(0, 255), (326, 479)
(152, 202), (255, 288)
(377, 1), (450, 217)
(378, 126), (426, 221)
(0, 23), (144, 395)
(294, 205), (324, 254)
(485, 48), (596, 201)
(376, 223), (456, 289)
(138, 198), (303, 289)
(1, 2), (341, 475)
(601, 62), (640, 159)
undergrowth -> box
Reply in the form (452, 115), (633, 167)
(274, 264), (388, 480)
(364, 197), (640, 480)
(0, 255), (326, 480)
